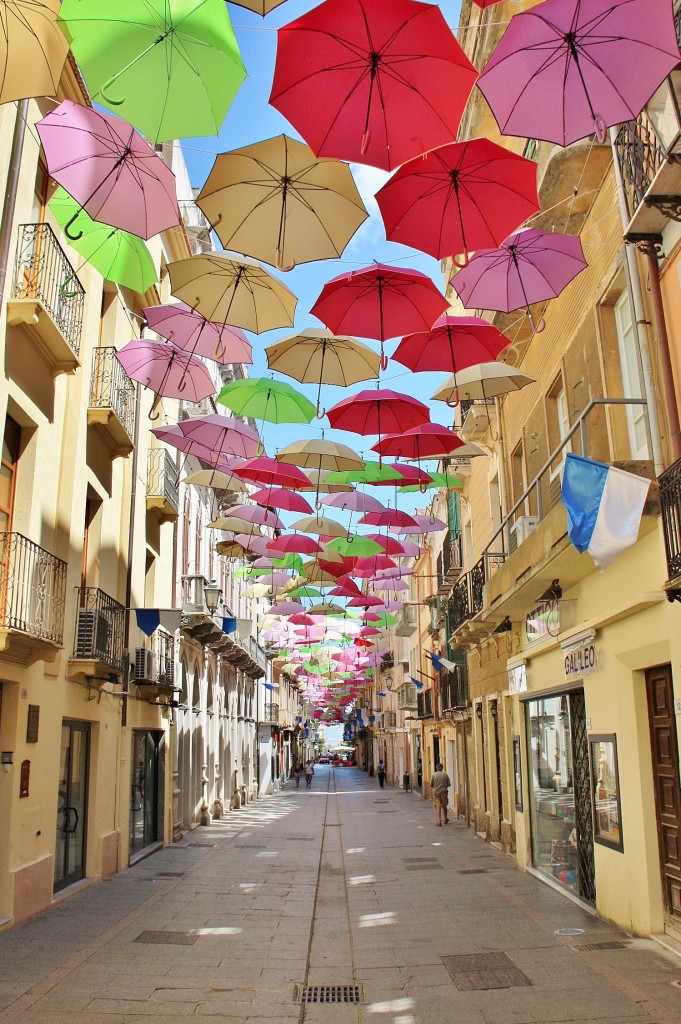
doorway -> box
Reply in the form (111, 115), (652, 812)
(130, 730), (164, 859)
(646, 664), (681, 923)
(54, 721), (89, 892)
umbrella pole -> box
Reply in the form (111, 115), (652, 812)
(514, 249), (545, 333)
(377, 275), (388, 370)
(446, 329), (459, 410)
(316, 342), (327, 418)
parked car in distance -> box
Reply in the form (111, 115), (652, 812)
(318, 754), (330, 763)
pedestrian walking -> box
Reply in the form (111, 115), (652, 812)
(377, 760), (386, 788)
(293, 762), (302, 788)
(430, 762), (450, 826)
(304, 760), (314, 788)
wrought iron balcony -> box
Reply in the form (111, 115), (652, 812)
(660, 457), (681, 600)
(449, 573), (470, 633)
(70, 586), (126, 679)
(88, 346), (136, 457)
(263, 703), (280, 724)
(439, 667), (469, 712)
(146, 448), (179, 520)
(7, 223), (84, 373)
(0, 532), (67, 658)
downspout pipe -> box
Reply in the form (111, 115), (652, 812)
(122, 382), (142, 727)
(0, 101), (29, 305)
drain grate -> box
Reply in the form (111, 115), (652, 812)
(573, 941), (628, 951)
(405, 862), (442, 871)
(374, 800), (390, 804)
(155, 871), (185, 877)
(403, 857), (440, 863)
(287, 836), (315, 841)
(459, 868), (488, 874)
(294, 984), (362, 1004)
(135, 930), (197, 945)
(442, 953), (532, 991)
(376, 810), (395, 813)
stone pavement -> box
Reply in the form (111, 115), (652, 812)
(1, 766), (681, 1024)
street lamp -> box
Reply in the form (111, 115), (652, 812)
(385, 672), (394, 690)
(204, 580), (223, 615)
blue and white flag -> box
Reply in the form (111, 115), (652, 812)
(410, 676), (426, 690)
(561, 453), (650, 571)
(135, 609), (182, 636)
(426, 651), (457, 673)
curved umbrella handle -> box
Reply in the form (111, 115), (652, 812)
(64, 210), (83, 242)
(99, 76), (126, 106)
(148, 406), (160, 421)
(60, 273), (79, 299)
(361, 129), (371, 155)
(315, 400), (326, 419)
(380, 350), (388, 372)
(214, 338), (226, 360)
(529, 314), (546, 334)
(594, 115), (607, 144)
(445, 387), (459, 409)
(419, 482), (428, 495)
(451, 251), (470, 269)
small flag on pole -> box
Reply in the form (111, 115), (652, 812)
(561, 453), (650, 571)
(426, 651), (457, 672)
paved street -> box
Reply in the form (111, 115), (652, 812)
(1, 766), (681, 1024)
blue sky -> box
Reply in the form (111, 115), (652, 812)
(180, 0), (465, 520)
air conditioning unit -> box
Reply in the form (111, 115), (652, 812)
(134, 647), (157, 681)
(75, 610), (110, 659)
(509, 515), (539, 553)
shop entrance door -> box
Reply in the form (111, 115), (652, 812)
(130, 730), (164, 859)
(569, 691), (596, 903)
(646, 665), (681, 922)
(54, 721), (89, 892)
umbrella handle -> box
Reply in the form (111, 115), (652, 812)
(445, 388), (459, 409)
(451, 252), (470, 269)
(315, 400), (326, 419)
(64, 211), (83, 242)
(419, 482), (428, 495)
(361, 129), (371, 155)
(380, 351), (388, 372)
(214, 338), (226, 360)
(529, 314), (546, 334)
(594, 115), (607, 144)
(99, 76), (126, 106)
(60, 273), (79, 299)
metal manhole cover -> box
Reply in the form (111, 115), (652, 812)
(294, 984), (362, 1004)
(185, 842), (214, 848)
(287, 837), (315, 841)
(155, 871), (185, 877)
(403, 857), (439, 863)
(405, 863), (442, 871)
(555, 928), (585, 937)
(442, 953), (532, 991)
(235, 844), (267, 849)
(573, 942), (628, 951)
(459, 868), (488, 874)
(135, 931), (197, 945)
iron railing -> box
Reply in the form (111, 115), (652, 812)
(449, 573), (470, 632)
(0, 532), (67, 645)
(660, 457), (681, 582)
(147, 448), (179, 513)
(416, 689), (433, 719)
(12, 223), (84, 355)
(460, 398), (496, 423)
(263, 703), (279, 723)
(89, 346), (135, 440)
(73, 586), (126, 670)
(613, 112), (664, 219)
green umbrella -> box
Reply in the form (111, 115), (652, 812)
(325, 462), (404, 485)
(217, 377), (316, 424)
(58, 0), (246, 144)
(399, 472), (463, 493)
(369, 613), (398, 628)
(49, 188), (157, 294)
(327, 535), (384, 557)
(288, 586), (324, 599)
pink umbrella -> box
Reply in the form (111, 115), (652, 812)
(362, 535), (408, 557)
(326, 390), (431, 439)
(386, 463), (432, 485)
(36, 100), (179, 240)
(116, 340), (214, 402)
(251, 489), (314, 513)
(450, 228), (589, 333)
(321, 491), (386, 514)
(267, 535), (322, 556)
(477, 0), (681, 148)
(354, 555), (398, 577)
(373, 577), (409, 591)
(373, 566), (414, 579)
(235, 533), (271, 555)
(267, 601), (305, 616)
(160, 414), (260, 459)
(234, 457), (312, 489)
(144, 303), (253, 364)
(348, 594), (385, 608)
(226, 504), (284, 529)
(400, 514), (447, 534)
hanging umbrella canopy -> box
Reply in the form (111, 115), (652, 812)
(324, 462), (404, 486)
(386, 463), (432, 485)
(267, 534), (322, 556)
(269, 0), (477, 171)
(168, 252), (297, 334)
(353, 554), (398, 577)
(450, 228), (589, 332)
(321, 491), (386, 514)
(217, 377), (315, 424)
(58, 0), (245, 144)
(376, 138), (540, 264)
(304, 469), (355, 494)
(229, 0), (288, 13)
(49, 187), (157, 293)
(143, 302), (252, 365)
(398, 471), (464, 493)
(327, 535), (384, 557)
(151, 428), (244, 467)
(477, 0), (681, 148)
(267, 600), (306, 616)
(250, 488), (314, 513)
(196, 134), (368, 270)
(277, 439), (364, 472)
(290, 515), (346, 537)
(36, 100), (180, 240)
(0, 0), (69, 105)
(159, 414), (260, 459)
(234, 456), (311, 488)
(327, 389), (431, 438)
(373, 423), (466, 460)
(400, 513), (447, 534)
(360, 509), (418, 529)
(433, 362), (537, 404)
(182, 469), (247, 492)
(363, 534), (412, 556)
(115, 340), (214, 401)
(208, 504), (284, 529)
(392, 314), (510, 378)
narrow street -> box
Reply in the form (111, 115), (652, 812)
(0, 767), (680, 1024)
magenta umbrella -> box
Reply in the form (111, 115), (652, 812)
(116, 340), (214, 403)
(36, 100), (179, 240)
(267, 534), (322, 556)
(450, 228), (589, 332)
(477, 0), (681, 148)
(224, 504), (284, 529)
(250, 488), (314, 513)
(143, 303), (253, 365)
(360, 509), (418, 529)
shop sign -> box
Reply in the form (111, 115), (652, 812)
(525, 599), (560, 644)
(563, 642), (598, 681)
(508, 663), (527, 694)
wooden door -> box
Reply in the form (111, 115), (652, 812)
(646, 665), (681, 919)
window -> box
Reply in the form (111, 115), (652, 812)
(614, 291), (649, 459)
(31, 160), (50, 224)
(523, 138), (539, 161)
(0, 418), (21, 533)
(547, 377), (571, 507)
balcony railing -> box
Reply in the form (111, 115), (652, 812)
(416, 689), (433, 719)
(0, 532), (67, 646)
(449, 573), (470, 632)
(12, 223), (84, 355)
(263, 703), (279, 723)
(73, 586), (126, 671)
(613, 111), (664, 220)
(660, 457), (681, 589)
(147, 448), (179, 514)
(460, 397), (495, 423)
(89, 346), (136, 440)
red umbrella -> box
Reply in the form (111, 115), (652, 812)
(115, 340), (214, 404)
(310, 264), (449, 367)
(326, 390), (430, 441)
(363, 534), (409, 556)
(269, 0), (478, 172)
(373, 423), (465, 460)
(251, 488), (314, 513)
(392, 315), (509, 383)
(267, 535), (322, 556)
(234, 456), (311, 488)
(386, 463), (432, 485)
(354, 555), (399, 577)
(375, 139), (539, 265)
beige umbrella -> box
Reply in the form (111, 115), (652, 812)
(216, 538), (248, 558)
(308, 603), (347, 616)
(182, 469), (248, 492)
(291, 515), (346, 537)
(301, 561), (338, 585)
(265, 329), (379, 416)
(207, 516), (264, 534)
(1, 0), (68, 106)
(168, 252), (297, 334)
(196, 135), (368, 271)
(228, 0), (288, 13)
(278, 438), (364, 472)
(432, 361), (536, 404)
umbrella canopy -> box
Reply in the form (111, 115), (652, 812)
(229, 0), (287, 13)
(400, 513), (447, 534)
(269, 0), (477, 171)
(116, 340), (214, 401)
(217, 377), (315, 424)
(267, 535), (322, 556)
(182, 469), (247, 492)
(212, 503), (284, 529)
(36, 100), (180, 240)
(0, 0), (69, 105)
(328, 535), (384, 557)
(250, 488), (314, 513)
(49, 186), (157, 293)
(477, 0), (681, 148)
(290, 515), (346, 537)
(151, 426), (243, 465)
(267, 600), (306, 616)
(143, 302), (252, 365)
(265, 329), (380, 416)
(324, 462), (404, 486)
(433, 362), (537, 405)
(304, 470), (355, 494)
(376, 138), (540, 264)
(450, 228), (589, 331)
(386, 463), (432, 485)
(392, 315), (509, 377)
(234, 456), (311, 489)
(168, 252), (297, 334)
(327, 389), (430, 437)
(58, 0), (245, 144)
(277, 439), (364, 472)
(311, 264), (448, 365)
(196, 134), (368, 270)
(321, 491), (386, 514)
(398, 471), (464, 493)
(373, 423), (465, 460)
(360, 509), (418, 529)
(163, 414), (260, 459)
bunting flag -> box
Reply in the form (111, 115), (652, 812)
(221, 617), (238, 634)
(135, 609), (182, 637)
(263, 682), (274, 691)
(410, 676), (426, 690)
(426, 651), (457, 672)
